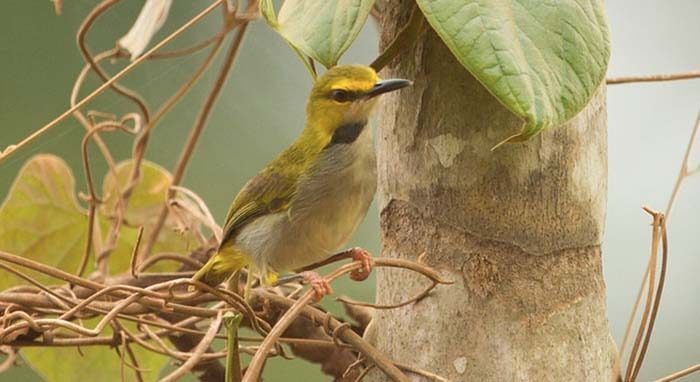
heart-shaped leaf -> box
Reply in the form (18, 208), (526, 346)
(0, 155), (196, 288)
(416, 0), (610, 145)
(261, 0), (375, 68)
(0, 155), (196, 380)
(0, 155), (87, 290)
(101, 160), (197, 271)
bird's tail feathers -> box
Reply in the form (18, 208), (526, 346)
(190, 246), (249, 289)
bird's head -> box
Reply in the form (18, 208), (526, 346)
(305, 65), (411, 141)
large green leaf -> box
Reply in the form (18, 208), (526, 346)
(0, 155), (199, 380)
(0, 155), (195, 288)
(261, 0), (375, 68)
(416, 0), (610, 144)
(0, 155), (87, 290)
(102, 160), (173, 226)
(102, 160), (197, 272)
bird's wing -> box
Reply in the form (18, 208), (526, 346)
(218, 168), (296, 250)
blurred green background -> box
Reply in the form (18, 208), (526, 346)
(1, 1), (699, 381)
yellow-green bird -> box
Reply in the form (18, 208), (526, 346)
(192, 64), (411, 299)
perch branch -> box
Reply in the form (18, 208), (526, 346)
(245, 257), (450, 382)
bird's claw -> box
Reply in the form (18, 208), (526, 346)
(300, 271), (332, 302)
(348, 247), (373, 281)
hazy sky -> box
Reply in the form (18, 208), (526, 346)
(604, 1), (700, 379)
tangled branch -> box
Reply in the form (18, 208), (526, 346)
(0, 246), (450, 381)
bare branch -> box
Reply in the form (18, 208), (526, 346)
(244, 257), (451, 382)
(607, 70), (700, 85)
(655, 363), (700, 382)
(159, 312), (222, 382)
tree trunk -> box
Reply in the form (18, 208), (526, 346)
(365, 1), (616, 380)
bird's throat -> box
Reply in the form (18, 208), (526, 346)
(326, 119), (367, 147)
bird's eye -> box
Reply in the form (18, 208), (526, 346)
(330, 89), (351, 103)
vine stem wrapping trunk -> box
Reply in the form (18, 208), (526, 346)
(366, 1), (616, 380)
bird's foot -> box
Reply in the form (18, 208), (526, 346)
(300, 271), (332, 302)
(347, 247), (373, 282)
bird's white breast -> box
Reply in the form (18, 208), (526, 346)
(235, 126), (377, 275)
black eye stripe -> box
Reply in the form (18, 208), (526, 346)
(328, 89), (361, 102)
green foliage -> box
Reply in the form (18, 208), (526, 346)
(0, 155), (88, 290)
(101, 160), (197, 272)
(260, 0), (610, 142)
(0, 155), (198, 381)
(415, 0), (610, 144)
(102, 160), (173, 226)
(0, 155), (194, 284)
(261, 0), (375, 69)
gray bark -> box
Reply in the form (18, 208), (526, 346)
(365, 1), (616, 380)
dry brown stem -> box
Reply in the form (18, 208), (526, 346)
(655, 364), (700, 382)
(607, 70), (700, 85)
(0, 247), (449, 381)
(616, 111), (700, 381)
(142, 1), (257, 258)
(159, 312), (223, 382)
(244, 258), (452, 382)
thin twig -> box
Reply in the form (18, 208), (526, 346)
(70, 51), (131, 274)
(79, 120), (142, 278)
(665, 111), (700, 221)
(0, 346), (17, 373)
(607, 71), (700, 85)
(624, 209), (660, 382)
(121, 26), (227, 221)
(136, 253), (203, 273)
(0, 0), (225, 164)
(336, 279), (437, 310)
(150, 31), (225, 59)
(143, 4), (255, 257)
(245, 258), (447, 382)
(655, 363), (700, 382)
(115, 321), (146, 382)
(159, 312), (222, 382)
(0, 252), (228, 319)
(130, 227), (145, 278)
(618, 111), (700, 377)
(627, 209), (667, 381)
(77, 0), (151, 122)
(393, 361), (450, 382)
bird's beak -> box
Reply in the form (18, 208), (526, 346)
(365, 78), (412, 99)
